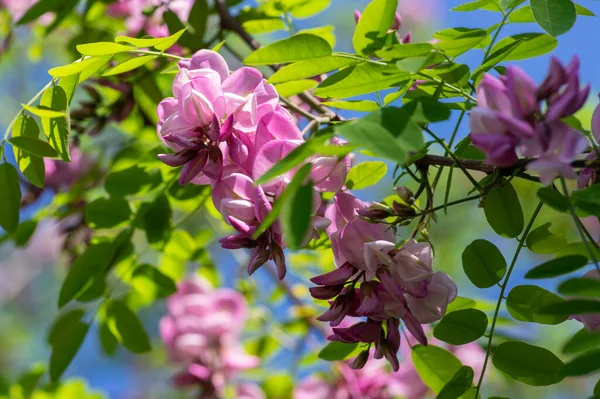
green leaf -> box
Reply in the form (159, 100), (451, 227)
(412, 345), (476, 397)
(99, 321), (118, 356)
(242, 19), (287, 34)
(540, 299), (600, 316)
(525, 255), (588, 279)
(8, 136), (58, 158)
(525, 222), (567, 254)
(11, 114), (45, 187)
(452, 0), (502, 11)
(106, 300), (151, 354)
(143, 194), (172, 244)
(299, 25), (336, 48)
(421, 63), (471, 85)
(563, 349), (600, 376)
(558, 277), (600, 297)
(85, 197), (132, 229)
(314, 62), (409, 99)
(322, 100), (380, 112)
(434, 28), (488, 57)
(375, 43), (434, 60)
(472, 40), (523, 82)
(168, 179), (209, 201)
(575, 4), (595, 17)
(102, 55), (156, 76)
(244, 33), (332, 65)
(76, 42), (135, 56)
(396, 54), (438, 73)
(447, 297), (478, 313)
(437, 366), (475, 399)
(493, 341), (564, 386)
(40, 86), (70, 161)
(491, 33), (557, 61)
(563, 328), (600, 355)
(318, 341), (360, 361)
(104, 165), (162, 197)
(353, 0), (398, 54)
(17, 0), (62, 24)
(506, 285), (568, 325)
(262, 373), (293, 399)
(558, 242), (600, 261)
(462, 239), (507, 288)
(269, 55), (357, 84)
(21, 104), (65, 118)
(16, 363), (44, 398)
(537, 187), (569, 212)
(47, 308), (86, 345)
(254, 163), (312, 238)
(509, 5), (535, 22)
(530, 0), (577, 36)
(287, 0), (331, 18)
(13, 220), (37, 247)
(572, 184), (600, 217)
(58, 240), (115, 307)
(49, 321), (89, 382)
(433, 309), (488, 345)
(115, 28), (187, 51)
(345, 161), (387, 190)
(0, 163), (21, 233)
(483, 180), (524, 238)
(273, 79), (318, 97)
(335, 106), (423, 163)
(131, 264), (177, 299)
(187, 0), (208, 44)
(282, 180), (313, 250)
(49, 56), (111, 82)
(58, 74), (79, 106)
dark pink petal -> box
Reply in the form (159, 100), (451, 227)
(270, 242), (287, 280)
(203, 147), (223, 180)
(402, 311), (427, 346)
(309, 285), (344, 300)
(220, 114), (235, 141)
(179, 150), (209, 185)
(158, 151), (193, 167)
(247, 245), (270, 276)
(206, 113), (221, 142)
(310, 263), (356, 285)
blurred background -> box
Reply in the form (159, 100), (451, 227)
(1, 0), (599, 398)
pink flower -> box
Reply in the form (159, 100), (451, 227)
(107, 0), (193, 38)
(160, 277), (259, 396)
(470, 58), (590, 185)
(237, 383), (266, 399)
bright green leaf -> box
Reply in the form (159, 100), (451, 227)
(242, 19), (287, 34)
(434, 28), (488, 57)
(274, 79), (318, 97)
(437, 366), (475, 399)
(322, 100), (380, 112)
(244, 33), (332, 65)
(345, 161), (387, 190)
(76, 42), (135, 56)
(353, 0), (398, 54)
(40, 86), (70, 161)
(462, 239), (507, 288)
(491, 33), (557, 61)
(375, 43), (434, 60)
(269, 55), (357, 84)
(102, 55), (156, 76)
(11, 114), (45, 187)
(318, 341), (360, 361)
(525, 222), (567, 254)
(9, 136), (58, 158)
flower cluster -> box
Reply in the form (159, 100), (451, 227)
(309, 192), (457, 370)
(295, 333), (485, 399)
(107, 0), (193, 38)
(156, 50), (350, 279)
(159, 277), (264, 398)
(44, 146), (93, 192)
(470, 57), (589, 185)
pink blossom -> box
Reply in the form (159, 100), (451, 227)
(107, 0), (193, 38)
(470, 58), (590, 185)
(160, 277), (259, 396)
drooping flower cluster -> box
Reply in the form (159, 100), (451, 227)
(470, 57), (590, 185)
(44, 146), (93, 192)
(156, 50), (350, 279)
(160, 277), (264, 398)
(107, 0), (193, 38)
(294, 333), (485, 399)
(309, 192), (457, 370)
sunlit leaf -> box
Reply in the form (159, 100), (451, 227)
(525, 222), (567, 254)
(11, 114), (45, 187)
(269, 55), (357, 84)
(353, 0), (398, 55)
(345, 161), (387, 190)
(318, 341), (360, 361)
(76, 42), (135, 56)
(530, 0), (576, 36)
(102, 55), (156, 76)
(40, 85), (70, 161)
(244, 33), (332, 65)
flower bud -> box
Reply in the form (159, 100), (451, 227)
(393, 186), (415, 205)
(348, 349), (370, 370)
(392, 201), (416, 217)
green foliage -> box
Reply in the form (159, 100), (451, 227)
(49, 321), (89, 382)
(506, 285), (568, 325)
(85, 197), (132, 229)
(525, 222), (567, 254)
(352, 0), (398, 54)
(40, 86), (70, 161)
(492, 341), (565, 386)
(0, 163), (21, 233)
(563, 328), (600, 355)
(572, 184), (600, 217)
(11, 114), (45, 187)
(262, 373), (293, 399)
(437, 366), (475, 399)
(491, 33), (557, 61)
(530, 0), (577, 36)
(537, 187), (569, 212)
(345, 161), (387, 190)
(483, 180), (524, 238)
(462, 239), (507, 288)
(318, 341), (360, 361)
(269, 56), (358, 84)
(433, 309), (488, 345)
(282, 179), (313, 250)
(558, 277), (600, 297)
(244, 33), (332, 65)
(106, 300), (152, 354)
(525, 255), (588, 279)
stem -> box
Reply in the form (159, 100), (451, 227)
(475, 200), (544, 397)
(417, 73), (477, 102)
(414, 194), (481, 217)
(559, 178), (600, 271)
(423, 127), (482, 190)
(130, 49), (185, 60)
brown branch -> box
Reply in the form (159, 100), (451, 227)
(215, 0), (340, 121)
